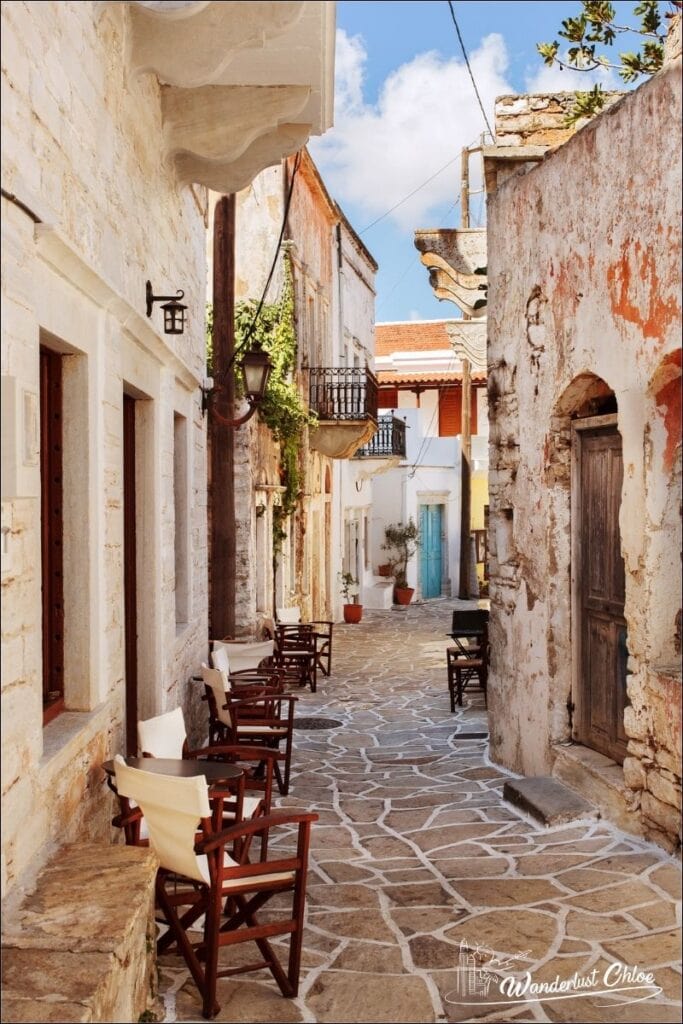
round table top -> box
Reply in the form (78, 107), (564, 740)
(103, 756), (243, 782)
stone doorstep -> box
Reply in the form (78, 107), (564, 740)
(503, 775), (597, 826)
(1, 842), (157, 1024)
(551, 743), (645, 837)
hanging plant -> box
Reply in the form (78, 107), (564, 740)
(234, 252), (315, 549)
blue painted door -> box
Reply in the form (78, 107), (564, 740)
(420, 504), (443, 599)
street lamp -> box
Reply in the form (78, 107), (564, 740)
(202, 342), (272, 427)
(145, 281), (187, 335)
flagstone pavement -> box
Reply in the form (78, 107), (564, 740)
(161, 599), (682, 1023)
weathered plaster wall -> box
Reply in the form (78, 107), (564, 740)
(487, 61), (682, 849)
(1, 2), (208, 895)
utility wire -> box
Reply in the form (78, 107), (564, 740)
(446, 1), (495, 140)
(214, 150), (302, 385)
(376, 197), (460, 314)
(358, 153), (460, 235)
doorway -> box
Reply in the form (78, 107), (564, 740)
(572, 415), (628, 763)
(122, 394), (138, 755)
(419, 504), (443, 599)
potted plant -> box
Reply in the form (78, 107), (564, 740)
(382, 519), (420, 605)
(339, 572), (362, 623)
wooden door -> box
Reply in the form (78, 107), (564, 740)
(573, 418), (628, 762)
(420, 504), (443, 599)
(40, 348), (65, 724)
(123, 395), (138, 755)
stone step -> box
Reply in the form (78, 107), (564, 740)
(552, 743), (644, 836)
(503, 775), (598, 826)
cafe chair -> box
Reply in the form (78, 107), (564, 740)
(276, 606), (334, 678)
(274, 623), (318, 692)
(210, 643), (284, 696)
(201, 665), (297, 796)
(211, 639), (277, 675)
(113, 757), (317, 1020)
(137, 707), (277, 854)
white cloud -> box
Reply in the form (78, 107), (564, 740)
(525, 52), (623, 94)
(310, 30), (513, 231)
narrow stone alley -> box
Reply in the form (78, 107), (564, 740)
(163, 601), (682, 1023)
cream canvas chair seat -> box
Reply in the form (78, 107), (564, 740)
(200, 664), (297, 795)
(113, 757), (316, 1019)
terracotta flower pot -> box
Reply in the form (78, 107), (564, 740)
(343, 603), (363, 623)
(394, 587), (414, 606)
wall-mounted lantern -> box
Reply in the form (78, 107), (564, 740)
(201, 342), (272, 428)
(146, 280), (187, 335)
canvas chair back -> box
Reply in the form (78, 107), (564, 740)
(114, 756), (238, 885)
(201, 663), (234, 728)
(138, 706), (186, 759)
(210, 643), (232, 679)
(276, 606), (301, 624)
(213, 639), (274, 674)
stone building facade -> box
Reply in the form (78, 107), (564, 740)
(1, 1), (334, 897)
(232, 151), (377, 633)
(485, 61), (682, 850)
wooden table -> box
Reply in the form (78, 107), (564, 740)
(103, 756), (243, 782)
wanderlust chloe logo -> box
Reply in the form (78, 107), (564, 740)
(445, 940), (663, 1008)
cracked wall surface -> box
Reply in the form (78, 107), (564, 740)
(486, 61), (682, 850)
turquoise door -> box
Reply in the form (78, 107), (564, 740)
(420, 505), (443, 599)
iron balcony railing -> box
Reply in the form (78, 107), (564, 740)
(355, 413), (407, 458)
(309, 367), (378, 422)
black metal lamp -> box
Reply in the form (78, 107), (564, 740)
(241, 346), (272, 402)
(202, 342), (272, 427)
(146, 280), (187, 335)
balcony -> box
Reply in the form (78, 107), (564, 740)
(355, 413), (406, 459)
(308, 367), (378, 459)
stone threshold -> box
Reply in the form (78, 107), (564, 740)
(502, 775), (597, 826)
(551, 742), (644, 837)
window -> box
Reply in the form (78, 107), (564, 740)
(40, 347), (64, 724)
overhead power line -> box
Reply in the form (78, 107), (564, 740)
(446, 1), (495, 140)
(358, 153), (461, 235)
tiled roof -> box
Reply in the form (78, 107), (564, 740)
(375, 320), (458, 355)
(378, 370), (486, 385)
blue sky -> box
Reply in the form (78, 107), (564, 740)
(308, 1), (646, 324)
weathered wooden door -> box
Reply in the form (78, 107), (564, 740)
(123, 394), (138, 755)
(40, 347), (65, 725)
(419, 504), (443, 599)
(573, 417), (628, 763)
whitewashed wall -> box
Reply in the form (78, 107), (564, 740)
(1, 2), (208, 895)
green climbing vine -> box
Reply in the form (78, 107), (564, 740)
(233, 252), (313, 554)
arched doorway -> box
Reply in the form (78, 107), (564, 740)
(556, 374), (627, 762)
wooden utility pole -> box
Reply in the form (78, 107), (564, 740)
(460, 147), (470, 229)
(209, 195), (236, 640)
(458, 142), (473, 598)
(459, 357), (472, 598)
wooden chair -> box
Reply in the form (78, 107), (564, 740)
(113, 757), (317, 1020)
(446, 646), (487, 710)
(136, 707), (277, 855)
(201, 665), (297, 796)
(210, 642), (285, 695)
(276, 606), (334, 677)
(274, 623), (318, 692)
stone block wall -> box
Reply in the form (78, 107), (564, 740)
(487, 62), (682, 850)
(494, 91), (624, 148)
(1, 2), (208, 895)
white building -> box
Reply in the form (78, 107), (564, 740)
(364, 320), (488, 602)
(0, 1), (334, 898)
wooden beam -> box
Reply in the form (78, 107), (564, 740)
(209, 195), (236, 640)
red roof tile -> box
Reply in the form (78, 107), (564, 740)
(378, 370), (486, 386)
(375, 320), (456, 355)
